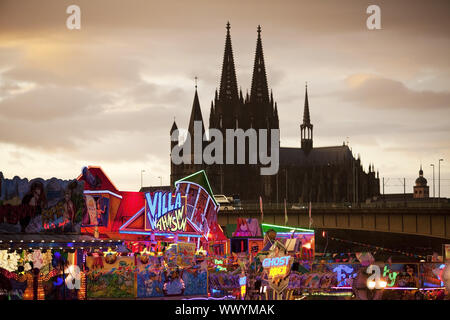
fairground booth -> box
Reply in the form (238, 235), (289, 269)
(0, 172), (121, 300)
(225, 218), (264, 257)
(0, 167), (228, 299)
(76, 167), (228, 298)
(1, 168), (447, 300)
(261, 223), (315, 261)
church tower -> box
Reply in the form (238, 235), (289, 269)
(413, 165), (429, 199)
(170, 85), (206, 186)
(187, 85), (206, 164)
(301, 84), (313, 154)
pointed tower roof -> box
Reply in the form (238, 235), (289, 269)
(303, 83), (311, 125)
(218, 22), (239, 102)
(250, 25), (270, 103)
(187, 88), (205, 138)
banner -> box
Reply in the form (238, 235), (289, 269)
(284, 199), (288, 226)
(259, 196), (263, 222)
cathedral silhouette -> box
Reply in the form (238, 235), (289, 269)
(170, 23), (380, 204)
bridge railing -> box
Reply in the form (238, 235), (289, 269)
(236, 200), (450, 210)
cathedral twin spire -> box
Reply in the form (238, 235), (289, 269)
(176, 22), (279, 149)
(250, 25), (270, 104)
(218, 22), (239, 103)
(175, 23), (312, 154)
(196, 22), (277, 135)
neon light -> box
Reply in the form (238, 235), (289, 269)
(332, 265), (357, 286)
(331, 286), (421, 290)
(240, 284), (246, 298)
(275, 232), (314, 236)
(118, 230), (202, 237)
(103, 247), (117, 257)
(261, 223), (314, 233)
(140, 247), (151, 255)
(269, 266), (287, 277)
(145, 192), (185, 232)
(277, 232), (314, 238)
(83, 190), (122, 199)
(119, 207), (145, 231)
(303, 242), (311, 249)
(174, 170), (218, 207)
(262, 256), (290, 268)
(119, 171), (219, 240)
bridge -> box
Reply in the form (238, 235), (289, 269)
(217, 202), (450, 240)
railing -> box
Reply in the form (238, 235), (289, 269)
(234, 200), (450, 211)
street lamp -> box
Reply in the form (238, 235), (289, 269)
(430, 164), (435, 199)
(438, 159), (444, 201)
(141, 170), (146, 189)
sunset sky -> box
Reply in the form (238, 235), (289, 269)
(0, 0), (449, 196)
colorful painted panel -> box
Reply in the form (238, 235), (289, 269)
(0, 176), (85, 234)
(86, 256), (135, 298)
(136, 268), (207, 298)
(82, 195), (110, 227)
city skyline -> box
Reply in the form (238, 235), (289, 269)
(0, 0), (449, 197)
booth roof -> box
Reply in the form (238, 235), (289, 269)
(212, 224), (228, 242)
(0, 234), (123, 248)
(111, 191), (145, 231)
(261, 223), (314, 234)
(175, 170), (218, 207)
(77, 166), (119, 193)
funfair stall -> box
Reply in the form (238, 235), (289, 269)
(77, 167), (227, 298)
(0, 172), (121, 300)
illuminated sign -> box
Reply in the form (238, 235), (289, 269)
(332, 265), (357, 287)
(261, 242), (292, 294)
(145, 192), (187, 232)
(269, 266), (287, 278)
(262, 257), (291, 278)
(214, 259), (227, 272)
(119, 171), (220, 240)
(43, 218), (71, 230)
(239, 275), (247, 299)
(262, 256), (290, 268)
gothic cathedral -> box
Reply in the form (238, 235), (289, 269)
(170, 23), (380, 204)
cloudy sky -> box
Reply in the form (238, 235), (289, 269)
(0, 0), (449, 196)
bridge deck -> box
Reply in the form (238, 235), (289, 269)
(218, 206), (450, 239)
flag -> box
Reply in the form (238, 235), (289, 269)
(387, 256), (392, 266)
(308, 201), (313, 228)
(284, 198), (288, 225)
(259, 196), (263, 222)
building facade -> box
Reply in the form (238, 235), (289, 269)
(170, 23), (380, 203)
